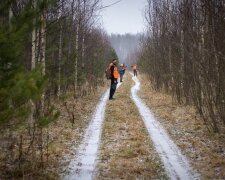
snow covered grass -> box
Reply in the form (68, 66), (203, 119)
(47, 85), (109, 178)
(131, 76), (198, 179)
(139, 74), (225, 179)
(95, 74), (168, 179)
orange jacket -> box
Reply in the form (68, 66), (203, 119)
(133, 64), (137, 70)
(109, 63), (119, 79)
(114, 66), (119, 79)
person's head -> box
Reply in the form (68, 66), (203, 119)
(112, 59), (117, 65)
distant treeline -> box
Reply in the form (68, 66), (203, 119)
(109, 33), (140, 67)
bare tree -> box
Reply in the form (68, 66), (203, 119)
(139, 0), (225, 132)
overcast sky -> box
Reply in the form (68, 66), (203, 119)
(101, 0), (147, 34)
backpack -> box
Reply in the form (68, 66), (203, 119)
(105, 67), (111, 80)
(105, 63), (114, 80)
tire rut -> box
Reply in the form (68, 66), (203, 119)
(131, 76), (200, 180)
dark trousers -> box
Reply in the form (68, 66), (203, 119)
(120, 74), (124, 82)
(109, 79), (117, 99)
(133, 70), (137, 77)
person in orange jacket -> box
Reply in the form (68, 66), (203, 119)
(133, 64), (137, 77)
(109, 59), (119, 100)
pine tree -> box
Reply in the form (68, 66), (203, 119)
(0, 1), (46, 127)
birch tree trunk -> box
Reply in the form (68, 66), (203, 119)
(31, 0), (37, 70)
(180, 22), (184, 102)
(39, 4), (47, 113)
(82, 0), (86, 68)
(9, 4), (13, 28)
(58, 23), (62, 98)
(75, 24), (79, 93)
(40, 10), (46, 76)
(74, 0), (80, 93)
(57, 1), (64, 98)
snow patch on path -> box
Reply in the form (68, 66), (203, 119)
(131, 76), (199, 180)
(63, 82), (122, 180)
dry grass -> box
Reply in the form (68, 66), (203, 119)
(0, 84), (108, 179)
(47, 85), (109, 177)
(95, 74), (168, 179)
(139, 74), (225, 179)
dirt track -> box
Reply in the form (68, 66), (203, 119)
(63, 73), (205, 179)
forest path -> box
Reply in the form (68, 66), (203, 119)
(130, 74), (199, 180)
(95, 74), (167, 179)
(63, 73), (199, 180)
(63, 83), (122, 180)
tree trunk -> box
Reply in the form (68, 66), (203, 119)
(39, 4), (47, 113)
(31, 0), (37, 70)
(40, 10), (46, 76)
(9, 5), (13, 28)
(180, 25), (184, 101)
(75, 25), (79, 92)
(74, 0), (80, 94)
(58, 23), (62, 98)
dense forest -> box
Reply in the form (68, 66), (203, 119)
(0, 0), (117, 178)
(138, 0), (225, 132)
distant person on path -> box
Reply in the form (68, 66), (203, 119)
(109, 59), (119, 100)
(119, 63), (126, 82)
(133, 64), (138, 77)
